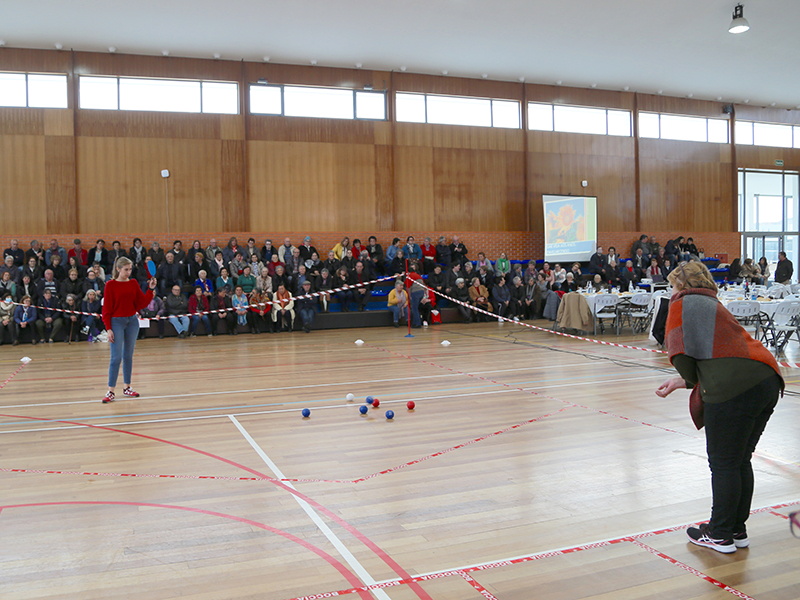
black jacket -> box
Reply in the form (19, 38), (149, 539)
(775, 258), (793, 282)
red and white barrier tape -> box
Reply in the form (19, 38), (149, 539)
(419, 282), (800, 369)
(277, 501), (800, 600)
(12, 275), (398, 321)
(418, 281), (668, 354)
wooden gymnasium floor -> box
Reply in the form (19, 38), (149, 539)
(1, 319), (799, 600)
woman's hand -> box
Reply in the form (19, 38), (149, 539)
(148, 277), (157, 290)
(107, 330), (115, 343)
(655, 377), (686, 398)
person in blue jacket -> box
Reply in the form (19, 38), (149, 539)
(14, 295), (38, 344)
(403, 236), (423, 261)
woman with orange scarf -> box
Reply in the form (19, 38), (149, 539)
(656, 261), (783, 554)
(271, 284), (295, 332)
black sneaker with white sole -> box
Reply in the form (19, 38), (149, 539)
(687, 523), (736, 553)
(733, 531), (749, 548)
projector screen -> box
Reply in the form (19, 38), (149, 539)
(543, 195), (597, 263)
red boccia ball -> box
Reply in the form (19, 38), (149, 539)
(372, 398), (380, 408)
(407, 401), (415, 410)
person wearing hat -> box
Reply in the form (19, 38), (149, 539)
(296, 280), (318, 333)
(68, 239), (88, 267)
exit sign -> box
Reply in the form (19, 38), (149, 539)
(776, 159), (785, 167)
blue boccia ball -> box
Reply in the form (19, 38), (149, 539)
(359, 405), (368, 415)
(385, 410), (394, 420)
(366, 396), (374, 404)
(301, 408), (310, 418)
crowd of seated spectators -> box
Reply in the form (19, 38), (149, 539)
(578, 235), (704, 291)
(0, 233), (706, 345)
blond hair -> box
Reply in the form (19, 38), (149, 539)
(667, 260), (718, 292)
(112, 256), (133, 280)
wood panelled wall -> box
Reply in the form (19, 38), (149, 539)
(2, 47), (800, 239)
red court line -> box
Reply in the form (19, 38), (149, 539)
(0, 410), (432, 600)
(0, 362), (28, 392)
(631, 540), (755, 599)
(367, 342), (698, 439)
(0, 406), (572, 485)
(0, 500), (372, 600)
(456, 571), (499, 600)
(277, 502), (800, 600)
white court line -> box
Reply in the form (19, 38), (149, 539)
(0, 360), (608, 410)
(0, 389), (519, 435)
(228, 415), (393, 600)
(0, 373), (668, 435)
(526, 373), (665, 390)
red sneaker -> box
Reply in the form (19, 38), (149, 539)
(123, 387), (140, 398)
(102, 391), (115, 404)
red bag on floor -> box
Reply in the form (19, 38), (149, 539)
(430, 310), (442, 324)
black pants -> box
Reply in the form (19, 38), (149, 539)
(354, 289), (371, 310)
(0, 320), (17, 343)
(419, 301), (432, 323)
(138, 318), (165, 339)
(704, 374), (781, 539)
(211, 312), (236, 334)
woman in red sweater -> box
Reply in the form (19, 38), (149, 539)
(101, 257), (156, 403)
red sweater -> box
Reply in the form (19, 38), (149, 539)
(102, 279), (154, 330)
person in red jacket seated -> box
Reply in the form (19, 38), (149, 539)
(188, 286), (212, 337)
(67, 238), (89, 267)
(101, 257), (156, 404)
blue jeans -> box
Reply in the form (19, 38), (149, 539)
(410, 290), (424, 326)
(109, 315), (139, 388)
(169, 315), (190, 334)
(190, 314), (211, 335)
(83, 315), (101, 336)
(299, 308), (315, 328)
(389, 304), (407, 323)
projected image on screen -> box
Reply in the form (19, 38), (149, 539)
(543, 195), (597, 263)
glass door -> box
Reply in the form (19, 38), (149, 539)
(744, 235), (783, 281)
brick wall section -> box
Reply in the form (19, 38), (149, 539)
(0, 230), (739, 263)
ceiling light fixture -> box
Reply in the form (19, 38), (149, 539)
(518, 77), (525, 82)
(743, 99), (750, 103)
(555, 80), (562, 85)
(399, 66), (407, 71)
(687, 93), (693, 98)
(263, 56), (270, 62)
(162, 50), (169, 56)
(108, 46), (116, 53)
(355, 62), (362, 68)
(728, 4), (750, 34)
(257, 78), (268, 85)
(213, 52), (220, 59)
(364, 84), (373, 91)
(0, 40), (5, 47)
(54, 43), (63, 50)
(591, 83), (597, 88)
(481, 73), (488, 79)
(442, 70), (448, 75)
(770, 102), (776, 106)
(717, 96), (723, 101)
(657, 90), (663, 95)
(623, 86), (630, 91)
